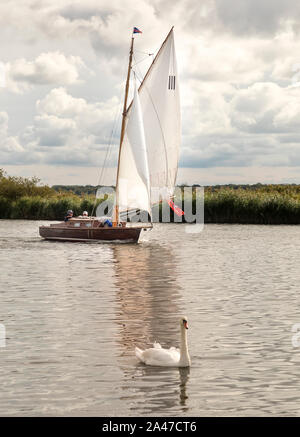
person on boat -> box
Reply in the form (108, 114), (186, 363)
(78, 210), (89, 219)
(64, 210), (73, 222)
(104, 219), (113, 227)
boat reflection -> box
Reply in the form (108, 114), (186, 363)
(112, 242), (190, 415)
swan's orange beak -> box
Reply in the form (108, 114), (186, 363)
(183, 320), (188, 329)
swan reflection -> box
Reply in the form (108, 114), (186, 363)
(179, 367), (190, 407)
(112, 242), (190, 414)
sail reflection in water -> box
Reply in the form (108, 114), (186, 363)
(112, 243), (190, 415)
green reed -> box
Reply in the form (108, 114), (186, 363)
(1, 166), (300, 224)
(0, 195), (102, 220)
(203, 187), (300, 224)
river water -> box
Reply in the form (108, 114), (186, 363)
(1, 220), (300, 416)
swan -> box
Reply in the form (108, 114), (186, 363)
(135, 317), (191, 367)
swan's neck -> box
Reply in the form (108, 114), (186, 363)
(179, 327), (190, 367)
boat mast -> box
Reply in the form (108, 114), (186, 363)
(113, 33), (135, 225)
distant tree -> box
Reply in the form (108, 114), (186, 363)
(0, 168), (55, 200)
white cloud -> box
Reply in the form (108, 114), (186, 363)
(36, 87), (87, 116)
(36, 87), (119, 135)
(0, 112), (9, 134)
(213, 0), (300, 37)
(17, 87), (121, 166)
(230, 82), (300, 133)
(0, 112), (24, 162)
(33, 114), (76, 147)
(4, 52), (87, 93)
(1, 1), (300, 182)
(180, 80), (300, 168)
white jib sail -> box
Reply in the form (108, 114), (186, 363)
(116, 82), (151, 217)
(138, 28), (180, 204)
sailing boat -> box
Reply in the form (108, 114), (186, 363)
(39, 27), (180, 243)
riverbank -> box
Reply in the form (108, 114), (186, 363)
(1, 169), (300, 223)
(0, 194), (100, 220)
(1, 187), (300, 224)
(204, 185), (300, 224)
(0, 169), (100, 220)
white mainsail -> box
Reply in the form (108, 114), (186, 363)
(116, 82), (151, 216)
(115, 28), (180, 221)
(137, 28), (180, 204)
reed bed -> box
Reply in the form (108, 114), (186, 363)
(0, 169), (101, 220)
(203, 187), (300, 224)
(1, 169), (300, 223)
(0, 195), (101, 220)
(1, 188), (300, 224)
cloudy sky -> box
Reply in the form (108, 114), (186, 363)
(1, 0), (300, 185)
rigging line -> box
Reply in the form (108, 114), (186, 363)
(126, 30), (172, 115)
(134, 49), (154, 56)
(132, 55), (145, 84)
(132, 55), (152, 68)
(91, 56), (128, 219)
(131, 43), (160, 71)
(136, 43), (160, 57)
(133, 53), (170, 191)
(91, 102), (122, 218)
(95, 102), (121, 186)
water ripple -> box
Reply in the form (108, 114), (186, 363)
(1, 221), (300, 416)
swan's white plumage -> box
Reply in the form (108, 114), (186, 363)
(135, 317), (191, 367)
(135, 344), (180, 366)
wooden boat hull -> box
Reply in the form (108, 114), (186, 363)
(39, 225), (142, 243)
